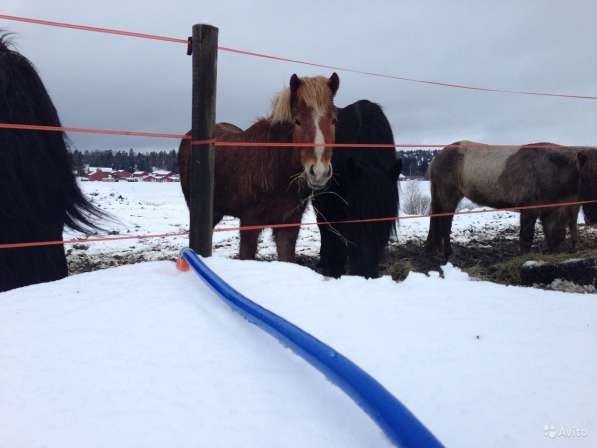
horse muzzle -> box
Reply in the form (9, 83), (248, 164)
(307, 165), (332, 190)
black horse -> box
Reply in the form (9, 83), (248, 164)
(313, 100), (400, 278)
(0, 34), (103, 292)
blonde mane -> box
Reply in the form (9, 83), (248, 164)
(270, 76), (333, 124)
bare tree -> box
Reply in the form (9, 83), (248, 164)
(400, 181), (431, 215)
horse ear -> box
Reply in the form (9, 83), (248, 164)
(289, 74), (301, 93)
(328, 72), (340, 96)
(578, 152), (588, 168)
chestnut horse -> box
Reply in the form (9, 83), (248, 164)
(179, 73), (339, 262)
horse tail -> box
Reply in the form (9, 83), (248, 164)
(63, 166), (107, 233)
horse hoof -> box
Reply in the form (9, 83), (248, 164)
(321, 267), (343, 278)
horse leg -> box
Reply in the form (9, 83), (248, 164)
(239, 217), (261, 260)
(426, 180), (460, 260)
(273, 225), (301, 263)
(314, 192), (348, 276)
(519, 210), (538, 254)
(273, 202), (307, 263)
(567, 205), (580, 252)
(425, 182), (442, 255)
(541, 209), (566, 253)
(425, 215), (441, 255)
(322, 222), (349, 277)
(438, 196), (462, 261)
(348, 217), (394, 279)
(348, 236), (382, 279)
(440, 215), (457, 260)
(318, 222), (348, 277)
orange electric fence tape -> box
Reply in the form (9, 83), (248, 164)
(0, 123), (189, 139)
(2, 123), (595, 150)
(1, 199), (595, 250)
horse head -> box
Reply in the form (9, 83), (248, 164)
(272, 73), (339, 190)
(577, 149), (597, 225)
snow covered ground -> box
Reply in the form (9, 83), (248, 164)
(1, 258), (595, 447)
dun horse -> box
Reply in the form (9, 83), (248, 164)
(426, 141), (597, 259)
(179, 73), (340, 262)
(313, 100), (400, 278)
(0, 34), (103, 292)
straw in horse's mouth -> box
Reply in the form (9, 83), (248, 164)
(309, 191), (351, 247)
(289, 171), (306, 190)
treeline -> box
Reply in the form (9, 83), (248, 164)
(396, 150), (439, 177)
(69, 148), (436, 178)
(70, 149), (178, 174)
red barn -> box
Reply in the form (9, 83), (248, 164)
(87, 171), (111, 182)
(112, 170), (132, 180)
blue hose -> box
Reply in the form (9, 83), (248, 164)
(181, 248), (443, 447)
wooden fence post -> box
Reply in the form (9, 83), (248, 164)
(189, 24), (218, 256)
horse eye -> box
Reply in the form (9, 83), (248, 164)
(294, 119), (301, 126)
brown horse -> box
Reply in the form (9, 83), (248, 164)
(426, 141), (597, 259)
(179, 73), (340, 262)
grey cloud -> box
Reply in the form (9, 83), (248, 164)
(4, 0), (597, 151)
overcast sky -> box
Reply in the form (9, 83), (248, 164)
(3, 0), (597, 152)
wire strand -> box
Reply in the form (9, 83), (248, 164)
(1, 199), (594, 250)
(2, 123), (594, 149)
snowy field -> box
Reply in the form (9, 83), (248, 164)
(64, 180), (521, 271)
(1, 258), (595, 447)
(2, 181), (595, 447)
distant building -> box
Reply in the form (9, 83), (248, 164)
(87, 170), (111, 182)
(152, 170), (173, 177)
(111, 170), (132, 180)
(83, 167), (179, 182)
(87, 166), (113, 174)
